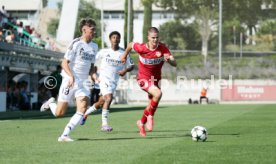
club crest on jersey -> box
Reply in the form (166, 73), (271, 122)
(155, 51), (162, 57)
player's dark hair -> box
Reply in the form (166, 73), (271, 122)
(79, 18), (96, 33)
(109, 31), (121, 39)
(148, 27), (159, 34)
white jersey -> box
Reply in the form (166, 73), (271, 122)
(97, 47), (134, 84)
(61, 38), (98, 80)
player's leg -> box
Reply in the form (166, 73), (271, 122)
(80, 95), (104, 125)
(137, 99), (150, 137)
(40, 97), (55, 114)
(40, 95), (69, 117)
(140, 97), (151, 124)
(85, 95), (103, 115)
(55, 102), (69, 117)
(136, 80), (162, 137)
(58, 96), (88, 142)
(145, 85), (162, 131)
(101, 93), (113, 132)
(41, 78), (72, 117)
(55, 84), (75, 117)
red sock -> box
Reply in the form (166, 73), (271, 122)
(141, 109), (149, 124)
(149, 100), (158, 116)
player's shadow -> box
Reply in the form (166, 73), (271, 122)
(93, 106), (168, 115)
(77, 129), (190, 141)
(208, 133), (240, 136)
(77, 135), (185, 141)
(0, 106), (168, 120)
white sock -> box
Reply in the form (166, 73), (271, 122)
(61, 112), (83, 137)
(84, 105), (97, 116)
(49, 103), (57, 117)
(102, 109), (109, 126)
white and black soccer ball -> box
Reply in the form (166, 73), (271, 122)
(191, 126), (208, 142)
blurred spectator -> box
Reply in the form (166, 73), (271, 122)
(25, 25), (33, 34)
(17, 21), (24, 37)
(45, 37), (52, 50)
(200, 87), (209, 104)
(37, 84), (51, 108)
(50, 65), (62, 99)
(0, 5), (9, 17)
(19, 81), (31, 110)
(51, 40), (57, 51)
(5, 31), (15, 43)
(31, 30), (40, 45)
(0, 9), (49, 50)
(0, 13), (8, 28)
(9, 82), (21, 111)
(6, 80), (15, 110)
(0, 27), (4, 41)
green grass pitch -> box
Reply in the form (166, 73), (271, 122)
(0, 104), (275, 164)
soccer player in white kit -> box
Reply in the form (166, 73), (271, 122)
(40, 18), (98, 142)
(80, 31), (134, 131)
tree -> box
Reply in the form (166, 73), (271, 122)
(155, 0), (218, 63)
(74, 0), (101, 39)
(42, 0), (48, 8)
(142, 0), (154, 42)
(222, 20), (245, 48)
(124, 0), (134, 48)
(257, 20), (276, 50)
(47, 2), (62, 37)
(223, 0), (276, 45)
(196, 6), (217, 63)
(47, 18), (59, 37)
(159, 21), (201, 50)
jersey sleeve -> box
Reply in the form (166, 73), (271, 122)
(162, 44), (173, 57)
(132, 42), (144, 53)
(64, 41), (77, 61)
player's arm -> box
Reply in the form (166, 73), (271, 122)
(164, 54), (177, 67)
(120, 42), (134, 64)
(61, 58), (74, 87)
(90, 64), (100, 84)
(167, 56), (177, 67)
(89, 63), (95, 81)
(118, 65), (134, 76)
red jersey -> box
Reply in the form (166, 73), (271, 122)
(133, 42), (172, 80)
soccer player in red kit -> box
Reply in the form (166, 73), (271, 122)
(121, 27), (177, 136)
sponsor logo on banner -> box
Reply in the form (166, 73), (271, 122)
(222, 85), (276, 101)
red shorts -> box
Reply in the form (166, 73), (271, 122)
(137, 78), (161, 92)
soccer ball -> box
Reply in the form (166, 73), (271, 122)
(191, 126), (208, 142)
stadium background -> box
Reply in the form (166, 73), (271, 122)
(0, 0), (276, 112)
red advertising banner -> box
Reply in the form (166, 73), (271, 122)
(222, 85), (276, 101)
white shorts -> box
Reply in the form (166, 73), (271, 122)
(99, 79), (117, 96)
(58, 78), (91, 102)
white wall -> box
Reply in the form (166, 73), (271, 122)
(117, 79), (221, 105)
